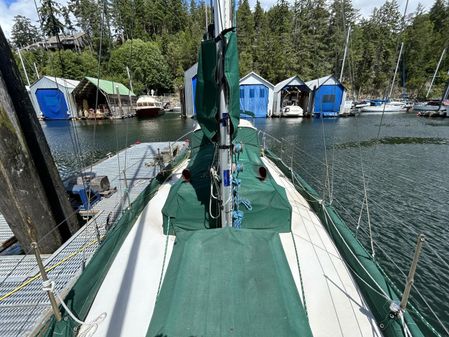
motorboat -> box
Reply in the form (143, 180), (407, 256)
(281, 104), (303, 117)
(135, 95), (164, 118)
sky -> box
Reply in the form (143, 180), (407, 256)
(0, 0), (428, 40)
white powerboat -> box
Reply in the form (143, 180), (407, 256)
(281, 104), (304, 117)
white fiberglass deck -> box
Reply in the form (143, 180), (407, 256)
(263, 157), (382, 337)
(80, 162), (187, 337)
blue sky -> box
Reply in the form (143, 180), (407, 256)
(0, 0), (426, 40)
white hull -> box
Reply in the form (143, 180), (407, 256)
(281, 111), (304, 117)
(361, 104), (407, 113)
(413, 103), (445, 112)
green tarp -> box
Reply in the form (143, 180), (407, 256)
(161, 127), (292, 233)
(146, 228), (313, 337)
(195, 32), (240, 141)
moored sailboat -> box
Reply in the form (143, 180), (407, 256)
(0, 1), (443, 337)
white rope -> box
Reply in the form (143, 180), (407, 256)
(42, 280), (106, 337)
(209, 167), (220, 219)
(399, 311), (413, 337)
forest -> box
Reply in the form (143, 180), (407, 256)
(8, 0), (449, 99)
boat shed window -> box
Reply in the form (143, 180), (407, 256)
(259, 88), (265, 98)
(322, 94), (335, 103)
(249, 89), (255, 98)
(240, 89), (244, 98)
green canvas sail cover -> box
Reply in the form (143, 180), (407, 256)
(195, 32), (240, 141)
(161, 126), (292, 233)
(146, 228), (313, 337)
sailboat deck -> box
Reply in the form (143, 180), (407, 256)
(81, 154), (382, 337)
(263, 157), (382, 337)
(80, 163), (186, 337)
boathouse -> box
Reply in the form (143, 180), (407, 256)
(273, 75), (311, 117)
(184, 63), (198, 117)
(72, 77), (135, 119)
(239, 72), (274, 118)
(29, 76), (79, 120)
(305, 75), (346, 117)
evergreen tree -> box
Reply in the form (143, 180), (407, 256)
(253, 0), (267, 75)
(237, 0), (255, 76)
(265, 0), (294, 83)
(39, 0), (65, 38)
(404, 6), (436, 97)
(327, 0), (358, 80)
(11, 15), (40, 48)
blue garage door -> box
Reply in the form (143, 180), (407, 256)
(35, 88), (69, 120)
(192, 76), (197, 115)
(314, 85), (342, 117)
(239, 84), (268, 118)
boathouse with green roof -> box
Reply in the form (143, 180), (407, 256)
(72, 77), (136, 119)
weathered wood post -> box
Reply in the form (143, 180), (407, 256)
(0, 26), (79, 253)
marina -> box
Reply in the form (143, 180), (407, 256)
(1, 113), (448, 336)
(1, 0), (449, 336)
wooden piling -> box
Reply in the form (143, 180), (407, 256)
(0, 26), (79, 253)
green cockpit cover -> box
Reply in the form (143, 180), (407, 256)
(146, 228), (313, 337)
(161, 126), (292, 233)
(195, 32), (240, 141)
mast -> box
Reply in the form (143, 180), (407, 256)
(426, 48), (446, 99)
(388, 42), (404, 99)
(17, 48), (31, 87)
(214, 0), (233, 227)
(339, 25), (351, 83)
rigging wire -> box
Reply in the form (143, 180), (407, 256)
(264, 130), (449, 334)
(31, 0), (93, 238)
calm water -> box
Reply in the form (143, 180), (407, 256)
(42, 113), (449, 334)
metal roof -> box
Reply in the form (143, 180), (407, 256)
(76, 77), (135, 97)
(305, 75), (344, 90)
(30, 76), (79, 90)
(240, 71), (274, 89)
(274, 75), (311, 93)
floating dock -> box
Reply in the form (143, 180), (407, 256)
(0, 141), (187, 337)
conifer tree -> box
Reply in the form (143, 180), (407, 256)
(39, 0), (64, 38)
(11, 15), (40, 48)
(237, 0), (255, 76)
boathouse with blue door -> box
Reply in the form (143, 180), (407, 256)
(305, 75), (346, 117)
(184, 63), (198, 117)
(239, 72), (274, 117)
(29, 76), (79, 120)
(273, 75), (311, 117)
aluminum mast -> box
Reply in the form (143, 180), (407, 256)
(214, 0), (233, 227)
